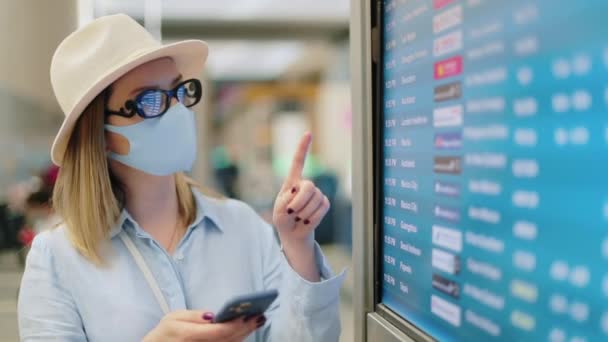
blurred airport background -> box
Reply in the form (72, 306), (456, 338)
(0, 0), (353, 340)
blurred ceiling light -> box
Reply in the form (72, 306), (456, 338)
(144, 0), (162, 40)
(93, 0), (348, 22)
(78, 0), (95, 27)
(203, 40), (304, 80)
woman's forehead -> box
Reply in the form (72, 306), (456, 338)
(112, 57), (179, 94)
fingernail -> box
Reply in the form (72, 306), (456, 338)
(202, 312), (214, 321)
(291, 187), (296, 194)
(287, 208), (294, 214)
(295, 217), (301, 222)
(244, 315), (255, 322)
(256, 317), (267, 327)
(303, 219), (310, 225)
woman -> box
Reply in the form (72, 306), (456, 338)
(18, 14), (344, 342)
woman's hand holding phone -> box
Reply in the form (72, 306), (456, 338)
(143, 310), (265, 342)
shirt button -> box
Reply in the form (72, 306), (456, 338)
(174, 253), (184, 261)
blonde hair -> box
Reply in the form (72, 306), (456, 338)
(53, 90), (198, 265)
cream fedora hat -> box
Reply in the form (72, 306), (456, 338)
(50, 13), (208, 165)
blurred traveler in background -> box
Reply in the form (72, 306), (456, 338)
(19, 165), (60, 250)
(1, 182), (29, 266)
(25, 165), (59, 234)
(211, 146), (240, 199)
(1, 164), (58, 267)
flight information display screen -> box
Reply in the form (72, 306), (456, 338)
(379, 1), (608, 341)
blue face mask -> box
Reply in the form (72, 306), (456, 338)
(104, 103), (197, 176)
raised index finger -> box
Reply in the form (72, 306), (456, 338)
(283, 132), (312, 189)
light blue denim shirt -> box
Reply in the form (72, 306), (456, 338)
(18, 189), (346, 341)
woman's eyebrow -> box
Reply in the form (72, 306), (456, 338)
(172, 74), (183, 85)
(128, 74), (183, 96)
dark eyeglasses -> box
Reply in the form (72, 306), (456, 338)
(105, 78), (202, 119)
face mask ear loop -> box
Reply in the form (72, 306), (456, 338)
(104, 125), (128, 154)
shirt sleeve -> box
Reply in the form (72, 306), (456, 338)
(18, 233), (86, 341)
(257, 221), (346, 342)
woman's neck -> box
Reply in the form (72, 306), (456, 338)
(115, 164), (181, 248)
(125, 175), (178, 224)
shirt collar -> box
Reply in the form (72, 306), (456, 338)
(109, 187), (224, 239)
(191, 188), (224, 231)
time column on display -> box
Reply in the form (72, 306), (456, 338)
(382, 0), (435, 305)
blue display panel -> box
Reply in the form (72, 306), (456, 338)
(379, 1), (608, 341)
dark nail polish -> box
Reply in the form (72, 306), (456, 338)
(256, 317), (267, 328)
(303, 219), (310, 225)
(256, 316), (265, 324)
(202, 312), (214, 320)
(295, 217), (301, 222)
(287, 208), (294, 214)
(291, 187), (296, 194)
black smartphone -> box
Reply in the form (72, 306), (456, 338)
(213, 289), (279, 323)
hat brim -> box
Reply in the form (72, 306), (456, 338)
(50, 39), (209, 166)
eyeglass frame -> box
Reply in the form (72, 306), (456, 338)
(104, 78), (203, 119)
